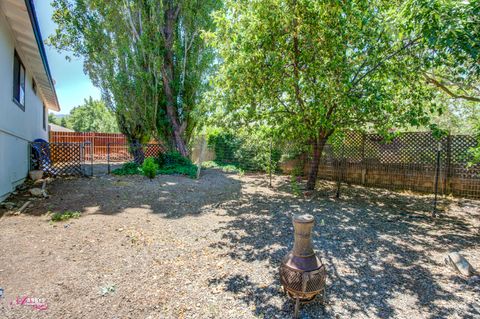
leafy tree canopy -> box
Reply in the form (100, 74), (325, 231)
(49, 0), (220, 157)
(208, 0), (440, 189)
(68, 97), (120, 133)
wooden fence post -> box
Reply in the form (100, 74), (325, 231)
(361, 133), (366, 185)
(433, 142), (442, 217)
(269, 136), (273, 187)
(196, 136), (207, 179)
(443, 134), (452, 195)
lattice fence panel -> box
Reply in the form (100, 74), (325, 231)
(106, 143), (133, 163)
(447, 135), (480, 198)
(31, 142), (85, 176)
(298, 132), (480, 198)
(144, 144), (164, 158)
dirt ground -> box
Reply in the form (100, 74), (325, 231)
(0, 169), (479, 319)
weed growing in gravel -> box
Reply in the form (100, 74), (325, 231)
(99, 284), (116, 296)
(51, 211), (81, 222)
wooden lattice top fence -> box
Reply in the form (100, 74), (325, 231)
(314, 132), (480, 198)
(49, 132), (159, 161)
(50, 131), (480, 198)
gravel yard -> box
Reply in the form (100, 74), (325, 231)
(0, 169), (479, 319)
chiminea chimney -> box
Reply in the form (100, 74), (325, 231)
(279, 214), (327, 317)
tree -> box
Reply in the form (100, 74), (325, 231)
(60, 117), (69, 128)
(403, 0), (480, 103)
(48, 113), (62, 126)
(68, 97), (119, 133)
(402, 0), (480, 162)
(49, 0), (219, 158)
(209, 0), (438, 190)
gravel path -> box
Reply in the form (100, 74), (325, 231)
(0, 169), (479, 318)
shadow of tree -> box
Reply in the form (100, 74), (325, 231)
(208, 177), (480, 318)
(15, 169), (480, 318)
(30, 169), (244, 219)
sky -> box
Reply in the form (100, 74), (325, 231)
(34, 0), (101, 115)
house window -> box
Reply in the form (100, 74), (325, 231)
(13, 51), (25, 110)
(43, 104), (47, 130)
(32, 78), (37, 95)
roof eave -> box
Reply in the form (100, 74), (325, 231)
(24, 0), (60, 111)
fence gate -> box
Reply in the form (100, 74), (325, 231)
(30, 142), (92, 177)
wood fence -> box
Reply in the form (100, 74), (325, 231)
(199, 131), (480, 199)
(307, 132), (480, 199)
(49, 132), (159, 161)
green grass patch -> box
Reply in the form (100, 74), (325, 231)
(112, 162), (140, 175)
(51, 210), (81, 222)
(158, 164), (197, 178)
(202, 161), (244, 174)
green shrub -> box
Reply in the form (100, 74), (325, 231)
(207, 131), (241, 162)
(158, 165), (197, 178)
(51, 210), (81, 222)
(202, 161), (244, 174)
(206, 130), (284, 173)
(158, 151), (192, 167)
(112, 162), (140, 175)
(111, 153), (197, 178)
(156, 151), (198, 178)
(290, 175), (302, 197)
(142, 157), (158, 179)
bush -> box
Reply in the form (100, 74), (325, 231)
(158, 164), (197, 178)
(157, 151), (197, 178)
(207, 131), (241, 162)
(112, 162), (140, 175)
(158, 151), (192, 167)
(206, 130), (283, 173)
(112, 152), (198, 179)
(142, 157), (158, 179)
(202, 161), (244, 174)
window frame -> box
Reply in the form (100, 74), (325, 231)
(12, 50), (26, 111)
(43, 104), (47, 131)
(32, 78), (37, 95)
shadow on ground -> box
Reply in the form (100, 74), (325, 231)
(9, 169), (480, 318)
(207, 176), (480, 318)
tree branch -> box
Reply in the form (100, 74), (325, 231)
(351, 37), (421, 89)
(424, 74), (480, 102)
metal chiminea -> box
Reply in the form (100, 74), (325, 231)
(280, 214), (327, 317)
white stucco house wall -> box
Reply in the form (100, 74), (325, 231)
(0, 0), (60, 201)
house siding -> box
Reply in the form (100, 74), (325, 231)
(0, 11), (48, 201)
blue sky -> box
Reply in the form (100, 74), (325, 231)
(34, 0), (101, 115)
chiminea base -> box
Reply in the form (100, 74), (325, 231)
(285, 290), (322, 303)
(285, 289), (326, 318)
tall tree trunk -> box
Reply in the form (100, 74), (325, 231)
(161, 5), (189, 157)
(306, 133), (330, 190)
(130, 138), (145, 165)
